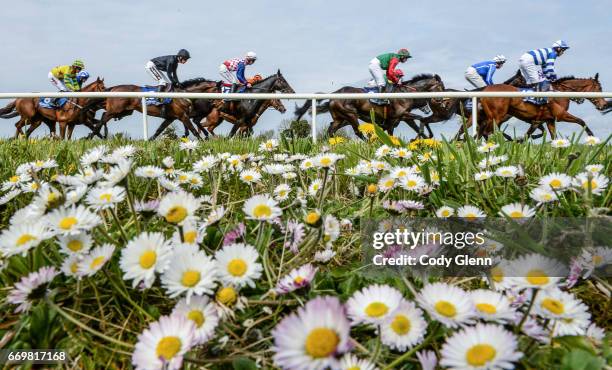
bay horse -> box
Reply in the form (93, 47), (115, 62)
(294, 74), (444, 139)
(0, 78), (105, 139)
(201, 98), (286, 137)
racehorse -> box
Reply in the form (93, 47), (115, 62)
(294, 74), (444, 139)
(200, 98), (286, 137)
(458, 74), (610, 139)
(0, 78), (105, 139)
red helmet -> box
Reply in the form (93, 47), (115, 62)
(394, 69), (405, 77)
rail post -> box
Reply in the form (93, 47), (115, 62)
(311, 98), (317, 143)
(141, 97), (148, 140)
(471, 96), (477, 137)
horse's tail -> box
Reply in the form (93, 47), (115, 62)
(0, 100), (16, 118)
(0, 111), (19, 119)
(315, 101), (330, 114)
(294, 92), (330, 120)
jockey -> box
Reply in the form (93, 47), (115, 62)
(145, 49), (191, 92)
(464, 55), (506, 88)
(369, 48), (411, 103)
(519, 40), (570, 94)
(219, 51), (258, 93)
(76, 71), (90, 88)
(49, 60), (85, 92)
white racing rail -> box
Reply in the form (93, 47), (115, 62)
(1, 91), (610, 141)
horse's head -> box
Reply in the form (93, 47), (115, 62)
(557, 74), (608, 111)
(83, 77), (105, 92)
(270, 99), (286, 113)
(402, 74), (444, 93)
(272, 69), (295, 93)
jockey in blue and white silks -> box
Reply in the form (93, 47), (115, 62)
(519, 40), (570, 91)
(464, 55), (506, 88)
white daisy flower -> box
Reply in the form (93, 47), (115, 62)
(57, 232), (93, 256)
(214, 243), (262, 288)
(314, 153), (343, 168)
(275, 264), (318, 294)
(171, 295), (219, 345)
(263, 163), (294, 175)
(272, 296), (352, 370)
(470, 289), (515, 323)
(0, 189), (21, 205)
(203, 206), (226, 227)
(347, 284), (403, 326)
(381, 300), (427, 351)
(474, 171), (493, 181)
(274, 184), (292, 201)
(60, 254), (83, 278)
(377, 176), (396, 192)
(86, 186), (126, 209)
(259, 139), (279, 152)
(65, 185), (88, 206)
(78, 244), (116, 277)
(158, 177), (180, 192)
(534, 288), (591, 336)
(193, 155), (218, 172)
(339, 354), (378, 370)
(440, 323), (522, 369)
(582, 135), (601, 146)
(120, 232), (174, 289)
(323, 215), (340, 244)
(551, 138), (570, 148)
(161, 247), (217, 302)
(300, 158), (316, 171)
(399, 174), (425, 192)
(390, 147), (412, 159)
(416, 350), (438, 370)
(572, 172), (609, 195)
(584, 164), (603, 174)
(457, 205), (486, 220)
(499, 203), (536, 219)
(507, 253), (567, 290)
(132, 315), (196, 370)
(539, 172), (572, 191)
(282, 172), (297, 180)
(0, 220), (49, 258)
(7, 266), (58, 313)
(477, 142), (499, 153)
(495, 165), (518, 178)
(374, 145), (391, 158)
(307, 179), (323, 196)
(98, 158), (132, 187)
(529, 187), (558, 203)
(314, 248), (336, 263)
(80, 145), (108, 167)
(179, 139), (198, 151)
(416, 282), (475, 328)
(135, 165), (165, 179)
(2, 173), (31, 191)
(158, 191), (201, 225)
(243, 194), (282, 222)
(239, 169), (262, 184)
(436, 206), (455, 218)
(46, 205), (102, 236)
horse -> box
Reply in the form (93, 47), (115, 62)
(0, 78), (105, 139)
(294, 74), (445, 139)
(200, 98), (286, 137)
(459, 74), (610, 139)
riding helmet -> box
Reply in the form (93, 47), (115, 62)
(177, 49), (191, 59)
(552, 40), (570, 49)
(397, 48), (412, 58)
(72, 59), (85, 69)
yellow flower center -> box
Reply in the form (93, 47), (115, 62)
(227, 259), (248, 277)
(70, 262), (78, 274)
(541, 298), (564, 315)
(181, 270), (201, 287)
(67, 239), (83, 252)
(294, 276), (305, 284)
(59, 217), (78, 230)
(390, 314), (411, 335)
(367, 184), (377, 194)
(491, 267), (504, 283)
(253, 204), (272, 219)
(305, 212), (320, 225)
(179, 175), (188, 182)
(592, 255), (603, 266)
(47, 193), (59, 203)
(406, 180), (417, 188)
(244, 175), (253, 181)
(549, 179), (562, 188)
(384, 180), (394, 188)
(90, 256), (106, 270)
(476, 303), (497, 315)
(99, 193), (112, 203)
(139, 250), (157, 269)
(441, 209), (450, 217)
(166, 206), (187, 224)
(304, 328), (339, 359)
(466, 344), (496, 366)
(187, 310), (205, 328)
(217, 286), (237, 306)
(526, 269), (549, 286)
(156, 336), (182, 361)
(581, 180), (598, 190)
(435, 300), (457, 318)
(16, 234), (36, 246)
(9, 175), (19, 183)
(184, 231), (197, 244)
(509, 211), (524, 218)
(320, 158), (332, 166)
(364, 302), (389, 318)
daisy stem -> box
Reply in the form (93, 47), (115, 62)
(104, 270), (155, 321)
(46, 298), (134, 349)
(124, 176), (141, 233)
(110, 207), (129, 243)
(382, 322), (438, 370)
(516, 288), (539, 334)
(318, 168), (329, 210)
(370, 325), (382, 363)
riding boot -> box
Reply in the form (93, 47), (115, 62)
(157, 84), (165, 104)
(230, 83), (237, 93)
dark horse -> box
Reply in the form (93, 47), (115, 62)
(294, 74), (444, 139)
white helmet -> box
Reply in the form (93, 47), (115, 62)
(552, 40), (570, 49)
(493, 54), (507, 63)
(246, 51), (257, 60)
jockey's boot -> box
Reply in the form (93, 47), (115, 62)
(230, 84), (237, 93)
(157, 84), (166, 104)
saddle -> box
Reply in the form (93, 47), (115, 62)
(520, 87), (548, 106)
(39, 97), (68, 110)
(141, 86), (172, 106)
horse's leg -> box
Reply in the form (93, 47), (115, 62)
(552, 109), (593, 136)
(151, 118), (173, 139)
(58, 121), (67, 140)
(25, 119), (43, 138)
(14, 118), (25, 138)
(67, 123), (75, 140)
(180, 116), (202, 139)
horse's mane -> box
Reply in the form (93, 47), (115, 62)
(503, 70), (523, 84)
(253, 73), (278, 85)
(404, 73), (435, 84)
(182, 77), (217, 87)
(556, 76), (577, 82)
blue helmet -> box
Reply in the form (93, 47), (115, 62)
(552, 40), (570, 49)
(76, 70), (90, 83)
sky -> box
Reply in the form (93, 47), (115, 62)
(1, 0), (610, 140)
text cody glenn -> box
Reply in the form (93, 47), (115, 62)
(372, 254), (493, 268)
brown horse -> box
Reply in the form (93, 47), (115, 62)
(202, 98), (286, 136)
(0, 78), (105, 139)
(294, 74), (444, 139)
(457, 74), (609, 139)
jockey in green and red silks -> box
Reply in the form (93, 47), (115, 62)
(368, 48), (411, 104)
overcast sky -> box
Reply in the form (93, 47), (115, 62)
(1, 0), (610, 139)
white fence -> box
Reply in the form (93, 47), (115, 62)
(1, 91), (610, 141)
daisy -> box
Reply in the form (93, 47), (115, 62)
(457, 205), (486, 220)
(132, 315), (196, 370)
(60, 254), (83, 278)
(346, 284), (403, 326)
(193, 155), (218, 172)
(314, 153), (343, 168)
(389, 167), (414, 180)
(470, 289), (515, 323)
(65, 185), (88, 206)
(529, 187), (558, 203)
(134, 199), (160, 214)
(214, 243), (263, 288)
(282, 172), (297, 180)
(31, 185), (63, 211)
(399, 174), (425, 192)
(474, 171), (493, 181)
(46, 205), (102, 236)
(259, 139), (279, 152)
(161, 247), (218, 301)
(272, 296), (352, 370)
(86, 186), (126, 209)
(377, 176), (396, 191)
(584, 164), (603, 174)
(440, 323), (522, 369)
(534, 288), (591, 336)
(477, 142), (499, 153)
(539, 172), (572, 191)
(2, 173), (31, 191)
(135, 165), (165, 179)
(98, 158), (132, 187)
(0, 189), (21, 205)
(499, 203), (536, 219)
(120, 232), (174, 289)
(507, 253), (567, 290)
(203, 205), (226, 226)
(551, 138), (570, 148)
(275, 264), (318, 294)
(300, 158), (316, 171)
(274, 184), (292, 201)
(263, 163), (294, 175)
(390, 147), (412, 159)
(171, 295), (219, 345)
(80, 145), (107, 167)
(158, 191), (202, 225)
(244, 194), (281, 221)
(381, 300), (427, 351)
(7, 266), (58, 313)
(339, 354), (378, 370)
(239, 169), (262, 184)
(216, 285), (239, 307)
(179, 139), (198, 151)
(416, 282), (475, 328)
(102, 145), (137, 164)
(572, 172), (609, 195)
(375, 145), (391, 158)
(78, 244), (116, 277)
(0, 220), (49, 258)
(436, 206), (455, 218)
(416, 350), (438, 370)
(314, 248), (336, 263)
(57, 232), (93, 256)
(495, 165), (518, 178)
(582, 135), (601, 146)
(308, 179), (323, 196)
(586, 323), (605, 344)
(323, 215), (340, 244)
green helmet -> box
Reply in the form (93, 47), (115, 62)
(72, 60), (85, 69)
(397, 48), (412, 58)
